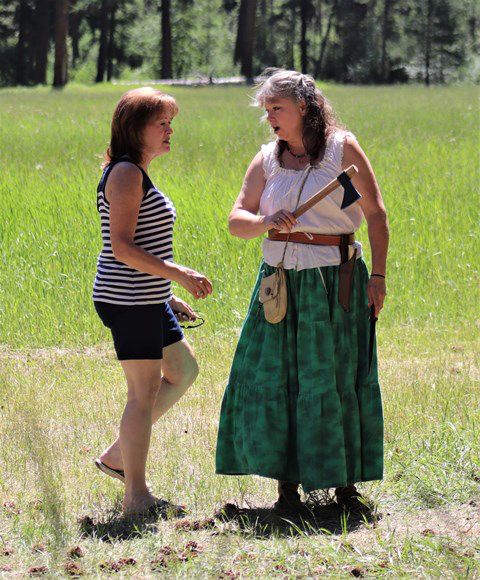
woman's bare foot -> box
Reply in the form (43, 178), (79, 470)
(99, 443), (123, 472)
(122, 491), (162, 515)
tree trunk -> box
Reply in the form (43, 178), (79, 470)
(161, 0), (173, 79)
(34, 0), (50, 84)
(380, 0), (393, 82)
(234, 0), (257, 81)
(16, 0), (29, 85)
(234, 0), (248, 64)
(268, 0), (274, 57)
(96, 0), (109, 83)
(313, 0), (322, 73)
(286, 1), (296, 69)
(425, 0), (433, 86)
(257, 0), (267, 61)
(242, 0), (257, 79)
(53, 0), (68, 88)
(70, 5), (81, 68)
(315, 0), (337, 77)
(299, 0), (309, 73)
(107, 4), (116, 81)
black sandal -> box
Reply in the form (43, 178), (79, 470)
(94, 459), (125, 483)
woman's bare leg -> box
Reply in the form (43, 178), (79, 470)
(152, 338), (199, 417)
(118, 359), (163, 513)
(100, 339), (198, 473)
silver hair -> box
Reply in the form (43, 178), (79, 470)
(254, 68), (318, 107)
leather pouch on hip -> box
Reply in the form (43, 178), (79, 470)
(338, 247), (357, 311)
(259, 265), (287, 324)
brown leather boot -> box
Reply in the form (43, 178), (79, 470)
(334, 484), (364, 509)
(273, 481), (304, 512)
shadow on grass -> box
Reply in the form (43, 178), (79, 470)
(214, 492), (381, 538)
(77, 492), (380, 541)
(78, 501), (184, 542)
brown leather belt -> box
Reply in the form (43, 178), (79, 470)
(268, 231), (355, 246)
(267, 230), (357, 312)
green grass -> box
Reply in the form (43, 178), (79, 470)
(0, 84), (479, 576)
(0, 332), (478, 576)
(0, 84), (478, 346)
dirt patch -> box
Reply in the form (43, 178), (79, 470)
(349, 499), (479, 548)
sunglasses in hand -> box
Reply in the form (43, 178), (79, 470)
(174, 311), (206, 329)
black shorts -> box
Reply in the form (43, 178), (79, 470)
(94, 301), (184, 360)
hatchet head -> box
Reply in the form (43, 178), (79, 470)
(337, 170), (362, 209)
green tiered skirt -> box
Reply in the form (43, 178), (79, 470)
(216, 258), (383, 493)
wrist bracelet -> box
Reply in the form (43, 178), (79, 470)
(370, 273), (385, 279)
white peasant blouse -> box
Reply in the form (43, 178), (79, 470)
(259, 130), (364, 270)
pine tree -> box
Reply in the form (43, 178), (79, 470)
(53, 0), (68, 87)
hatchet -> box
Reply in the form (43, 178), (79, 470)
(293, 164), (361, 218)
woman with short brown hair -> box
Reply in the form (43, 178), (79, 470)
(93, 87), (212, 515)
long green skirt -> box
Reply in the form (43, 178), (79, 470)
(215, 258), (383, 493)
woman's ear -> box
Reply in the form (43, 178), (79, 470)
(299, 99), (307, 116)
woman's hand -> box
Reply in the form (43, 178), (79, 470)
(171, 265), (213, 300)
(367, 276), (386, 318)
(169, 294), (197, 322)
(263, 210), (297, 232)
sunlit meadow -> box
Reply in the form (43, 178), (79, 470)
(0, 84), (478, 576)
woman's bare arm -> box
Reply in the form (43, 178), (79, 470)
(228, 152), (297, 239)
(342, 136), (389, 315)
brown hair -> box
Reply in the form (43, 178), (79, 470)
(254, 68), (342, 164)
(104, 87), (179, 166)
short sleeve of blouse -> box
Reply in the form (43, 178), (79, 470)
(331, 130), (357, 170)
(260, 141), (278, 180)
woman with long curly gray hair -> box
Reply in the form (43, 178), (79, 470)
(216, 69), (388, 511)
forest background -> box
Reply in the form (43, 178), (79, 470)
(1, 0), (479, 88)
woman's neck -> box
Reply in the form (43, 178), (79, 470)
(139, 155), (152, 173)
(285, 137), (306, 156)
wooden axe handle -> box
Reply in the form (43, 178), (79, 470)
(293, 164), (358, 219)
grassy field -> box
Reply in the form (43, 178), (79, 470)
(0, 83), (478, 345)
(0, 84), (479, 576)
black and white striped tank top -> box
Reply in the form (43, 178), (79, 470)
(93, 158), (176, 305)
